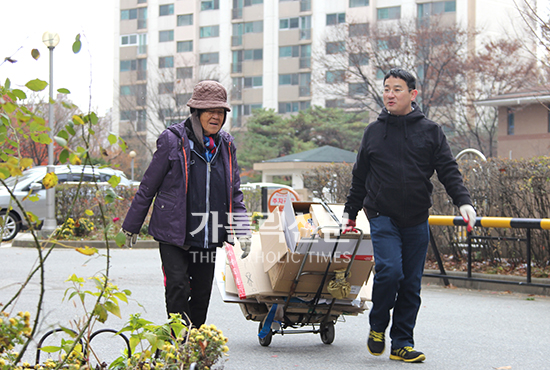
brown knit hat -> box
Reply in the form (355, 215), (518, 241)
(186, 80), (231, 112)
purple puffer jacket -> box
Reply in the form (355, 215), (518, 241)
(121, 119), (249, 247)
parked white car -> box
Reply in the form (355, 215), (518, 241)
(0, 165), (132, 241)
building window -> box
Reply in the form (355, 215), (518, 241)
(326, 41), (345, 55)
(137, 110), (147, 131)
(120, 110), (136, 121)
(121, 9), (138, 20)
(280, 45), (299, 58)
(177, 67), (193, 79)
(278, 101), (310, 113)
(177, 40), (193, 53)
(326, 13), (346, 26)
(279, 73), (299, 85)
(326, 70), (346, 84)
(200, 25), (220, 38)
(120, 86), (133, 96)
(138, 0), (147, 3)
(377, 36), (401, 50)
(200, 52), (219, 65)
(120, 59), (137, 72)
(201, 0), (219, 10)
(349, 53), (369, 66)
(159, 4), (174, 16)
(159, 30), (174, 42)
(159, 82), (174, 94)
(376, 69), (386, 79)
(244, 21), (263, 33)
(349, 83), (364, 96)
(177, 14), (193, 26)
(350, 0), (368, 7)
(121, 34), (137, 46)
(349, 23), (369, 37)
(238, 76), (262, 88)
(244, 0), (263, 5)
(507, 108), (514, 135)
(418, 1), (456, 18)
(377, 6), (401, 20)
(159, 56), (174, 68)
(244, 49), (263, 60)
(176, 93), (192, 105)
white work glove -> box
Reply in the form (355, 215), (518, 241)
(239, 235), (251, 259)
(459, 204), (476, 232)
(122, 229), (137, 248)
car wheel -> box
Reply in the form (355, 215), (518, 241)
(0, 210), (21, 241)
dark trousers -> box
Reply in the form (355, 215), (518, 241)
(368, 216), (429, 350)
(159, 243), (217, 328)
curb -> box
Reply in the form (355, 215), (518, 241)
(11, 233), (158, 249)
(423, 269), (550, 296)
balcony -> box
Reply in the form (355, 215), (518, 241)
(299, 86), (311, 97)
(137, 71), (147, 81)
(231, 63), (242, 73)
(232, 8), (242, 19)
(138, 20), (147, 29)
(232, 35), (242, 46)
(299, 29), (311, 40)
(299, 57), (311, 69)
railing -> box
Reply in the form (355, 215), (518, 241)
(426, 215), (550, 289)
(299, 57), (311, 69)
(299, 29), (311, 40)
(232, 35), (242, 46)
(231, 62), (242, 73)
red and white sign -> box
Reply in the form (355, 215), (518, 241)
(268, 188), (300, 212)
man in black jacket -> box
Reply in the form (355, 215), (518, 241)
(343, 68), (476, 363)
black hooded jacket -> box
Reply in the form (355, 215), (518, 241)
(344, 102), (472, 228)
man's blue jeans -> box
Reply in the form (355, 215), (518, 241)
(368, 216), (429, 349)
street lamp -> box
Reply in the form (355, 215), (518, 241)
(42, 31), (60, 235)
(129, 150), (137, 181)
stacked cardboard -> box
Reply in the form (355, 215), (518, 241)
(216, 201), (374, 322)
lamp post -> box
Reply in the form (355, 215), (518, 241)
(129, 150), (137, 181)
(42, 31), (60, 234)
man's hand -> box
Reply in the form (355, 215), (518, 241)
(239, 235), (251, 259)
(459, 204), (476, 232)
(122, 229), (137, 248)
(342, 219), (357, 234)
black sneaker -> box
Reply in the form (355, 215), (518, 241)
(390, 346), (426, 363)
(367, 329), (385, 356)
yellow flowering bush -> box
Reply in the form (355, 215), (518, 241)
(56, 217), (95, 238)
(0, 309), (32, 369)
(111, 314), (228, 370)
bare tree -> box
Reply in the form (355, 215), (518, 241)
(315, 14), (540, 157)
(314, 16), (469, 118)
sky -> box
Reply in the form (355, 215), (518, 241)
(0, 0), (115, 116)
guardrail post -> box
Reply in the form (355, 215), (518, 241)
(428, 228), (449, 286)
(467, 230), (472, 279)
(527, 229), (532, 284)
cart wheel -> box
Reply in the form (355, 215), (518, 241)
(320, 322), (335, 344)
(258, 321), (272, 347)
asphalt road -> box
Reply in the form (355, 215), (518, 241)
(1, 244), (548, 369)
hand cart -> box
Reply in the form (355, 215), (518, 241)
(246, 223), (368, 347)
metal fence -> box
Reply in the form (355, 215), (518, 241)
(426, 215), (550, 288)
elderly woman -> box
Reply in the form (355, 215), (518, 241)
(122, 80), (251, 327)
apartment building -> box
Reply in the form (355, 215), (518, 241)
(114, 0), (536, 148)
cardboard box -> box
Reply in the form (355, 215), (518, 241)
(267, 254), (374, 299)
(224, 234), (288, 299)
